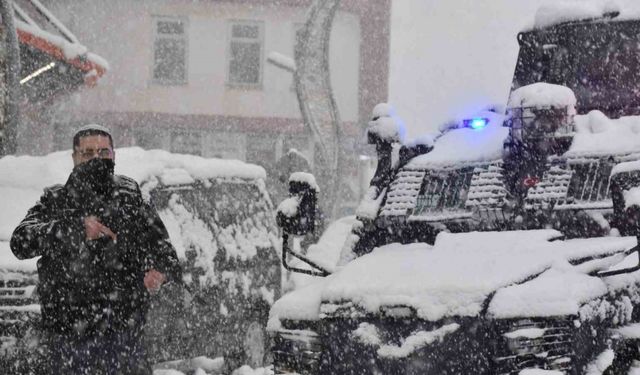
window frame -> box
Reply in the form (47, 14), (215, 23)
(170, 130), (202, 156)
(151, 15), (189, 86)
(226, 19), (265, 89)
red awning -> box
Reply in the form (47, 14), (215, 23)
(12, 0), (108, 87)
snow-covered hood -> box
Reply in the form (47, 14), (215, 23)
(269, 230), (638, 328)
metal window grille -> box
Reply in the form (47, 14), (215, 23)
(152, 16), (187, 85)
(414, 170), (474, 215)
(228, 21), (264, 86)
(506, 106), (574, 143)
(566, 160), (614, 203)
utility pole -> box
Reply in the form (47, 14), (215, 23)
(0, 0), (20, 156)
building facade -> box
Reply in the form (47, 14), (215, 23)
(40, 0), (390, 211)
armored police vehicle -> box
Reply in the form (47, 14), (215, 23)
(270, 4), (640, 374)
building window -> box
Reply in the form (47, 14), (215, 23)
(171, 131), (201, 155)
(227, 20), (263, 87)
(153, 16), (187, 85)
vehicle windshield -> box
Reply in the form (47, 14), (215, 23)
(512, 20), (640, 117)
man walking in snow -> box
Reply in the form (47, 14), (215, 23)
(10, 124), (181, 375)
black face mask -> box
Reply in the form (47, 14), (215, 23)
(68, 158), (115, 198)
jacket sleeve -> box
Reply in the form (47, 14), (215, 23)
(141, 201), (182, 283)
(10, 189), (84, 260)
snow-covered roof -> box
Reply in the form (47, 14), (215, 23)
(566, 111), (640, 158)
(528, 1), (640, 31)
(0, 147), (267, 271)
(269, 230), (637, 326)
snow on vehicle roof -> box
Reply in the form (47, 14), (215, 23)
(527, 1), (640, 31)
(532, 2), (609, 30)
(507, 83), (577, 110)
(405, 116), (508, 169)
(269, 230), (637, 325)
(401, 107), (640, 171)
(565, 111), (640, 158)
(0, 147), (266, 271)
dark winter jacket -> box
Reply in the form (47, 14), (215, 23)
(10, 165), (181, 335)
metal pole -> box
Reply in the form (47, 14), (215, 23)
(0, 0), (20, 156)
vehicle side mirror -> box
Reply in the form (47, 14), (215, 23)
(276, 173), (318, 236)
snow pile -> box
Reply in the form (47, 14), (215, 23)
(276, 197), (300, 218)
(352, 321), (460, 358)
(503, 328), (546, 339)
(488, 267), (608, 318)
(508, 83), (577, 111)
(567, 111), (640, 157)
(152, 359), (271, 375)
(526, 1), (640, 30)
(154, 356), (225, 374)
(405, 122), (508, 169)
(519, 369), (564, 375)
(376, 323), (459, 358)
(533, 2), (605, 29)
(0, 147), (265, 192)
(623, 187), (640, 209)
(404, 133), (436, 149)
(231, 366), (272, 375)
(367, 103), (405, 143)
(612, 159), (640, 176)
(289, 172), (319, 191)
(290, 216), (358, 288)
(158, 195), (216, 269)
(270, 230), (637, 324)
(584, 348), (615, 375)
(613, 323), (640, 339)
(267, 51), (296, 72)
(268, 278), (327, 329)
(372, 103), (395, 119)
(356, 186), (386, 219)
(352, 322), (382, 346)
(368, 117), (402, 143)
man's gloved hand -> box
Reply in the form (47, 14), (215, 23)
(84, 215), (117, 241)
(144, 269), (166, 294)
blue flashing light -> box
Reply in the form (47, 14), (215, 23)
(464, 117), (489, 130)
